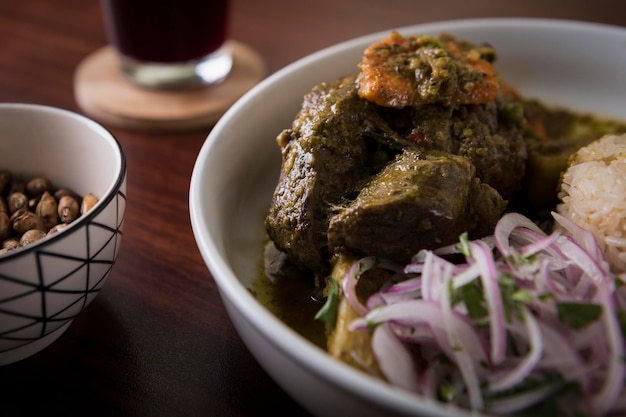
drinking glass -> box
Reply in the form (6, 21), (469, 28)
(99, 0), (232, 89)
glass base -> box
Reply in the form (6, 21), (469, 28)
(118, 45), (233, 90)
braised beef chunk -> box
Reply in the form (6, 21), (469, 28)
(265, 32), (531, 278)
(327, 150), (505, 264)
(264, 74), (403, 274)
(405, 98), (527, 199)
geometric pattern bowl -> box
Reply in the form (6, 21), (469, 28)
(0, 103), (127, 366)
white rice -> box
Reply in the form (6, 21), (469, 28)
(557, 134), (626, 274)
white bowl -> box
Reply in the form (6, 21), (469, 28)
(189, 18), (626, 417)
(0, 103), (126, 366)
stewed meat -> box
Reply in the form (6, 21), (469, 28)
(265, 32), (527, 278)
(265, 74), (404, 274)
(327, 149), (505, 264)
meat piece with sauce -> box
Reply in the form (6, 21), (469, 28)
(265, 32), (527, 279)
(327, 149), (506, 265)
(265, 74), (404, 275)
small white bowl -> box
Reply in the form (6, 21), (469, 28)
(0, 103), (126, 366)
(190, 18), (626, 417)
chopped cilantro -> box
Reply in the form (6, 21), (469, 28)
(512, 290), (533, 304)
(556, 302), (602, 330)
(451, 281), (487, 320)
(438, 384), (457, 402)
(457, 232), (471, 256)
(538, 292), (554, 301)
(498, 274), (524, 322)
(314, 276), (340, 333)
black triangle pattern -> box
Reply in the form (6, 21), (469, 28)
(0, 189), (126, 354)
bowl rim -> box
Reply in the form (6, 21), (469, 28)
(190, 17), (626, 416)
(0, 103), (127, 262)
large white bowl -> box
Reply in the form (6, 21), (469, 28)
(190, 18), (626, 417)
(0, 103), (126, 366)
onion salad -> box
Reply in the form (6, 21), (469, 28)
(336, 211), (626, 416)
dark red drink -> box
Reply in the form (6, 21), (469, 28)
(100, 0), (230, 63)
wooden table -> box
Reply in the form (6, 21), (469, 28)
(1, 0), (625, 415)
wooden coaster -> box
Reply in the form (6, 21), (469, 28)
(73, 41), (266, 132)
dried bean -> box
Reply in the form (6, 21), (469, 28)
(47, 223), (69, 236)
(0, 238), (20, 256)
(28, 196), (40, 211)
(81, 193), (98, 214)
(58, 195), (80, 223)
(26, 176), (53, 198)
(2, 238), (20, 251)
(12, 210), (45, 234)
(0, 170), (97, 256)
(20, 229), (46, 246)
(8, 192), (28, 214)
(36, 191), (59, 230)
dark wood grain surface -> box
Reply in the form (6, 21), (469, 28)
(1, 1), (625, 416)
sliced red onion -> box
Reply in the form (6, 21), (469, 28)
(420, 362), (437, 400)
(451, 262), (480, 288)
(440, 269), (484, 411)
(351, 300), (488, 364)
(343, 211), (626, 415)
(536, 319), (591, 393)
(589, 289), (625, 415)
(489, 307), (542, 392)
(383, 277), (422, 294)
(420, 251), (436, 301)
(519, 230), (561, 258)
(470, 240), (506, 365)
(554, 235), (612, 290)
(342, 258), (371, 316)
(375, 277), (422, 306)
(371, 322), (421, 392)
(552, 211), (607, 263)
(342, 257), (403, 316)
(494, 212), (547, 260)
